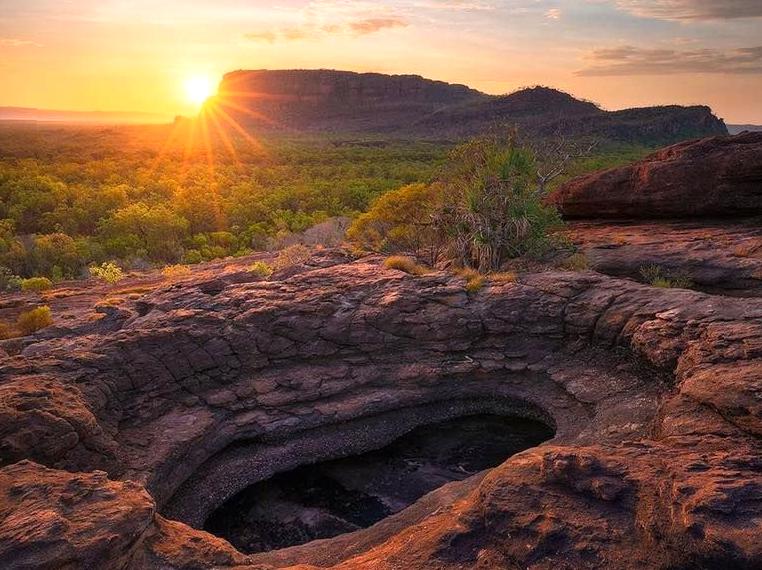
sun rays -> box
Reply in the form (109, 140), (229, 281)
(147, 83), (280, 184)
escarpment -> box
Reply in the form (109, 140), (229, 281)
(0, 249), (760, 569)
(212, 70), (727, 144)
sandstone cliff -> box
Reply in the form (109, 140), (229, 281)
(211, 70), (727, 143)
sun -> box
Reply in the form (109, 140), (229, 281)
(184, 76), (214, 106)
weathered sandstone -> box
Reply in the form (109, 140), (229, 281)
(551, 132), (762, 218)
(0, 251), (759, 569)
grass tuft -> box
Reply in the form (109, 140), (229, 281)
(384, 256), (428, 276)
(561, 253), (590, 271)
(161, 264), (192, 279)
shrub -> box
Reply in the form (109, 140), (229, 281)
(639, 264), (662, 284)
(182, 249), (204, 265)
(161, 264), (191, 279)
(272, 244), (312, 271)
(0, 267), (22, 292)
(348, 184), (443, 264)
(20, 277), (53, 292)
(433, 135), (564, 271)
(249, 261), (274, 278)
(90, 262), (125, 284)
(669, 274), (694, 289)
(16, 306), (52, 335)
(383, 256), (428, 276)
(465, 275), (485, 293)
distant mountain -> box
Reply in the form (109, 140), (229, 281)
(213, 69), (728, 144)
(728, 124), (762, 135)
(0, 106), (169, 124)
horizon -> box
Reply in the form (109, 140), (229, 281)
(0, 72), (758, 127)
(1, 1), (761, 123)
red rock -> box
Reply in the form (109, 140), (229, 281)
(551, 132), (762, 218)
(0, 255), (759, 569)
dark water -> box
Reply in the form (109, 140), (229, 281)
(204, 414), (553, 554)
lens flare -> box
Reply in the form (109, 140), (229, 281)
(184, 76), (214, 106)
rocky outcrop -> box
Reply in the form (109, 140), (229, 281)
(551, 132), (762, 218)
(0, 252), (760, 569)
(212, 70), (727, 143)
(566, 220), (762, 297)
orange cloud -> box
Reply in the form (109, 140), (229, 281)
(245, 15), (408, 43)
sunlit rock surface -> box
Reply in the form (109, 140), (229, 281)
(0, 248), (760, 569)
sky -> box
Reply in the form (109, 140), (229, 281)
(1, 0), (761, 122)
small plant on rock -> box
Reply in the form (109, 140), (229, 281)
(90, 262), (125, 284)
(20, 277), (53, 292)
(249, 261), (274, 278)
(457, 268), (485, 294)
(383, 256), (428, 276)
(490, 271), (518, 284)
(0, 267), (22, 292)
(161, 264), (192, 279)
(639, 264), (693, 289)
(16, 306), (53, 335)
(272, 244), (312, 271)
(561, 253), (590, 271)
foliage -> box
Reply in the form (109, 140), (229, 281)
(0, 123), (447, 278)
(347, 183), (442, 263)
(0, 322), (13, 340)
(249, 261), (274, 278)
(0, 266), (22, 291)
(20, 277), (53, 292)
(161, 264), (191, 279)
(383, 256), (428, 276)
(16, 306), (53, 335)
(0, 122), (650, 280)
(639, 264), (693, 289)
(90, 262), (125, 284)
(433, 135), (564, 271)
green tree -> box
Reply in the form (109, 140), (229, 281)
(102, 202), (189, 262)
(347, 183), (442, 262)
(32, 233), (83, 279)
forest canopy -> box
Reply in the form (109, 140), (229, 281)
(0, 122), (650, 285)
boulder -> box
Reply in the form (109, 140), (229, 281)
(551, 132), (762, 218)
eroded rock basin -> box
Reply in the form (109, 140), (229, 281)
(204, 414), (553, 553)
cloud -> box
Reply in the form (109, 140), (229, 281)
(577, 44), (762, 75)
(348, 17), (408, 34)
(614, 0), (762, 20)
(0, 37), (43, 48)
(245, 14), (408, 42)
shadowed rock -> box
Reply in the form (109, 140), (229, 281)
(551, 132), (762, 218)
(214, 70), (727, 143)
